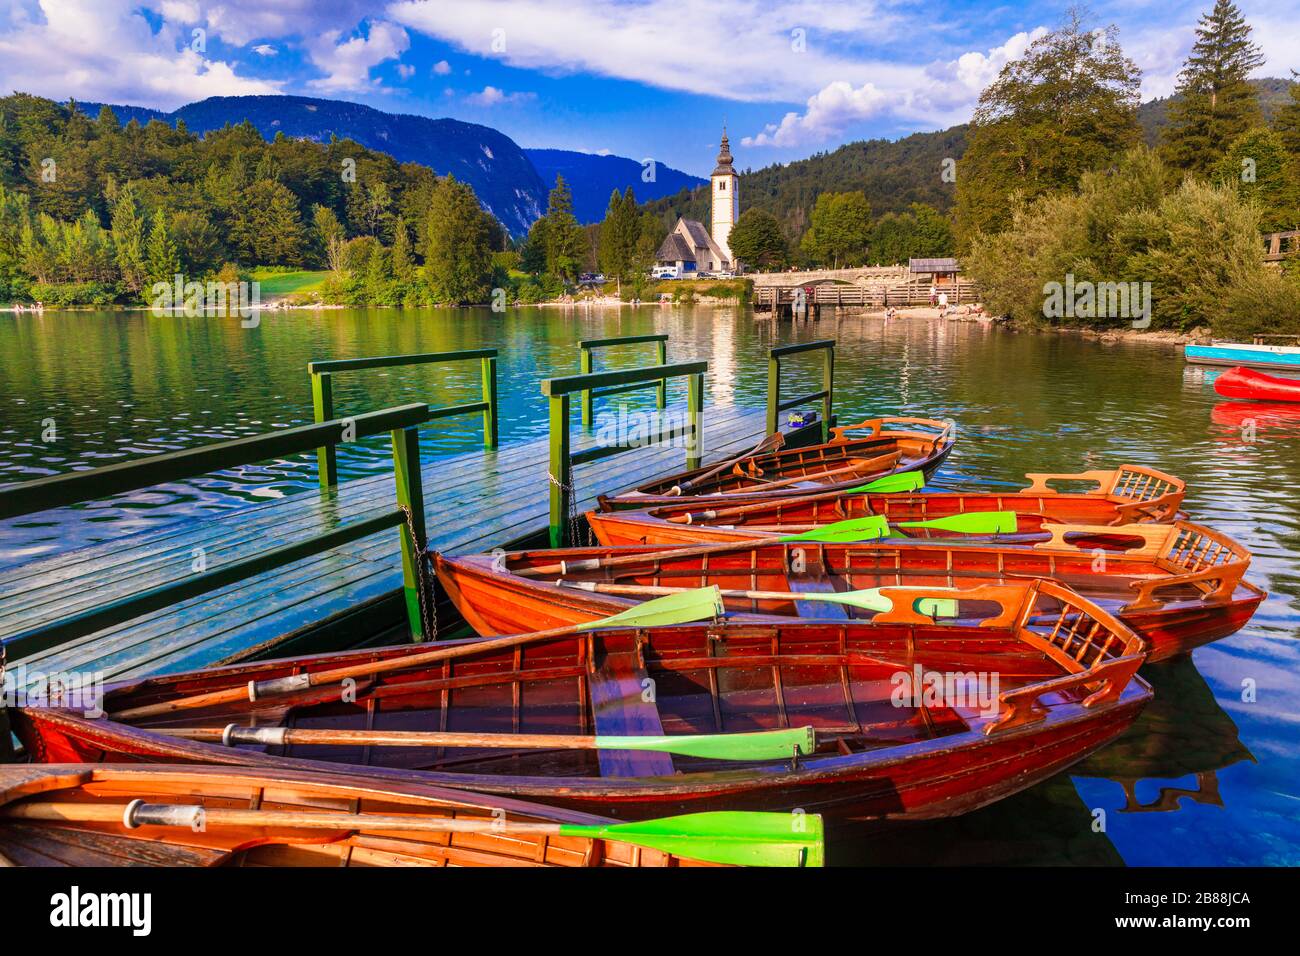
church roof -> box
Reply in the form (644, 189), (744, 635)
(656, 232), (695, 262)
(712, 128), (735, 177)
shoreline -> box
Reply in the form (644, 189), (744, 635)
(0, 299), (1208, 343)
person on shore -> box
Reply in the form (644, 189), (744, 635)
(938, 290), (948, 311)
(885, 306), (897, 320)
(929, 284), (937, 307)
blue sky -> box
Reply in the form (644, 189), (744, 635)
(1, 1), (1296, 176)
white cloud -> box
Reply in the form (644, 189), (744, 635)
(306, 20), (410, 92)
(397, 63), (415, 79)
(252, 43), (278, 56)
(432, 59), (451, 75)
(466, 85), (535, 106)
(743, 29), (1048, 147)
(387, 0), (902, 103)
(0, 0), (281, 108)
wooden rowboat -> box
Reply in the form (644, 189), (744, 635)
(598, 417), (954, 510)
(11, 581), (1149, 827)
(588, 464), (1187, 547)
(434, 520), (1263, 662)
(0, 763), (733, 867)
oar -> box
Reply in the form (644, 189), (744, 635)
(4, 802), (824, 868)
(843, 471), (926, 493)
(522, 512), (1019, 578)
(162, 723), (817, 762)
(110, 587), (727, 722)
(666, 432), (784, 495)
(563, 581), (960, 618)
(712, 458), (895, 495)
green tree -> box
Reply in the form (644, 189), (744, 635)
(109, 181), (146, 292)
(542, 175), (586, 282)
(144, 208), (179, 290)
(228, 180), (305, 265)
(800, 191), (872, 267)
(1159, 0), (1265, 177)
(598, 187), (640, 283)
(1272, 72), (1300, 155)
(519, 216), (548, 274)
(312, 204), (347, 272)
(870, 203), (955, 264)
(424, 174), (493, 304)
(1213, 127), (1300, 231)
(955, 10), (1142, 245)
(728, 208), (789, 269)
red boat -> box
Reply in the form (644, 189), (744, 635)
(598, 417), (954, 510)
(435, 520), (1264, 662)
(12, 581), (1151, 826)
(587, 464), (1187, 547)
(1213, 366), (1300, 403)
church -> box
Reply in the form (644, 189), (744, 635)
(655, 129), (740, 275)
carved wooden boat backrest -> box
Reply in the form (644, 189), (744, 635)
(1020, 464), (1185, 514)
(829, 416), (954, 448)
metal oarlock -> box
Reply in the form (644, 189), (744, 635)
(247, 673), (312, 702)
(123, 800), (203, 830)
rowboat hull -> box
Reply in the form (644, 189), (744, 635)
(435, 525), (1264, 663)
(0, 763), (715, 867)
(1185, 342), (1300, 370)
(13, 588), (1151, 827)
(587, 465), (1187, 546)
(1213, 366), (1300, 403)
(600, 417), (954, 510)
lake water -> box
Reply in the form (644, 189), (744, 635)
(1, 305), (1297, 865)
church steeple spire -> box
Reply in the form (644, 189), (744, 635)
(713, 126), (735, 176)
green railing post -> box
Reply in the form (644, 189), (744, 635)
(821, 346), (834, 443)
(481, 355), (499, 449)
(311, 371), (338, 491)
(656, 338), (668, 409)
(767, 341), (836, 438)
(767, 354), (781, 435)
(548, 394), (572, 547)
(687, 371), (704, 470)
(390, 425), (427, 641)
(580, 346), (595, 428)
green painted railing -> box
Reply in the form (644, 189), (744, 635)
(309, 349), (498, 491)
(578, 334), (669, 427)
(541, 361), (706, 546)
(767, 340), (835, 441)
(0, 404), (432, 661)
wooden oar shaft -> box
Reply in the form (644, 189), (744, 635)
(4, 801), (561, 836)
(111, 620), (594, 721)
(670, 433), (783, 494)
(518, 538), (769, 578)
(665, 485), (868, 524)
(166, 726), (638, 750)
(568, 581), (830, 604)
(716, 459), (884, 495)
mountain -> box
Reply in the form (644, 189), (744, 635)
(79, 95), (546, 235)
(525, 149), (705, 223)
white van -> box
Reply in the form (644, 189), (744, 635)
(652, 265), (681, 280)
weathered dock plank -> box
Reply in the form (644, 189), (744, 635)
(0, 403), (778, 685)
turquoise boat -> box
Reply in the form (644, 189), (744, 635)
(1185, 341), (1300, 370)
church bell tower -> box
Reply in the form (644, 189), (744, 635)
(710, 127), (739, 263)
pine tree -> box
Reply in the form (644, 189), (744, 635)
(424, 174), (493, 304)
(543, 175), (586, 282)
(598, 187), (640, 284)
(1160, 0), (1265, 177)
(144, 207), (179, 290)
(109, 182), (146, 292)
(1214, 127), (1300, 232)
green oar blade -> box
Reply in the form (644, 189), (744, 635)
(560, 811), (825, 867)
(844, 471), (926, 493)
(594, 726), (814, 761)
(578, 586), (724, 630)
(800, 587), (959, 618)
(779, 515), (889, 542)
(895, 510), (1019, 534)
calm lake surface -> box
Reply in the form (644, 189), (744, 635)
(1, 304), (1297, 865)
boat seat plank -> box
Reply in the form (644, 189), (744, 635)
(588, 638), (675, 779)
